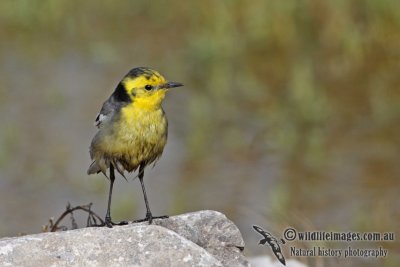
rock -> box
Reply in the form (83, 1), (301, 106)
(153, 210), (247, 267)
(249, 256), (308, 267)
(0, 210), (249, 267)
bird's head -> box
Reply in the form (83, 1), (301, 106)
(114, 67), (183, 109)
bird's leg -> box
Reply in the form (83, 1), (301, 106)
(103, 164), (128, 227)
(104, 165), (115, 227)
(132, 164), (168, 224)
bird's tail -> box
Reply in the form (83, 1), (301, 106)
(87, 159), (127, 180)
(87, 161), (102, 175)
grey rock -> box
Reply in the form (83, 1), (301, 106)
(0, 210), (249, 267)
(153, 210), (247, 267)
(249, 256), (308, 267)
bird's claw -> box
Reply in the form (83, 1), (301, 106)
(100, 217), (128, 228)
(132, 214), (169, 224)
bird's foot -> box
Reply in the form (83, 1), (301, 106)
(132, 214), (169, 224)
(96, 217), (128, 228)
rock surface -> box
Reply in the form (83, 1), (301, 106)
(249, 256), (308, 267)
(0, 210), (249, 267)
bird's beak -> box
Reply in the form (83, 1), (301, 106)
(162, 81), (184, 89)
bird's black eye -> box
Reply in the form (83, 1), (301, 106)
(145, 85), (153, 91)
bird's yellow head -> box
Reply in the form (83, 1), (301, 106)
(113, 67), (183, 110)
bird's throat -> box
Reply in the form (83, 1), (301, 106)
(132, 91), (165, 111)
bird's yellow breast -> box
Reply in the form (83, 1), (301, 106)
(100, 103), (167, 171)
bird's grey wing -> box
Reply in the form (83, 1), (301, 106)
(89, 95), (126, 176)
(253, 225), (272, 238)
(94, 98), (117, 128)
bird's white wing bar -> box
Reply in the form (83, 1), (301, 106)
(94, 113), (109, 127)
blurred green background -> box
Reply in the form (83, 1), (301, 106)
(0, 0), (399, 266)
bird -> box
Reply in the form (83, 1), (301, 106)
(87, 67), (183, 227)
(253, 225), (286, 266)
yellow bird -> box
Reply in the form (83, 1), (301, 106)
(88, 67), (183, 227)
